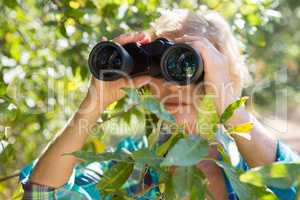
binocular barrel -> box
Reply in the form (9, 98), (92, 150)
(88, 38), (204, 85)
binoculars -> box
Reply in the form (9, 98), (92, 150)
(88, 37), (204, 85)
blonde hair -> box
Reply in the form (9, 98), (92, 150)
(147, 9), (251, 96)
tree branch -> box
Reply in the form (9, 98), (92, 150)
(0, 172), (20, 182)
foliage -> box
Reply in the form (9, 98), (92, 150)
(0, 0), (300, 198)
(70, 88), (299, 199)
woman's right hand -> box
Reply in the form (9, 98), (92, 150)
(85, 32), (152, 112)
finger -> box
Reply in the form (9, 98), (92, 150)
(113, 32), (146, 45)
(138, 37), (151, 45)
(176, 35), (221, 55)
(174, 34), (205, 44)
(179, 36), (222, 62)
(174, 35), (199, 43)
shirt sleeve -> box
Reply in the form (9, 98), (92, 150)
(20, 160), (103, 200)
(267, 141), (300, 200)
(21, 182), (56, 200)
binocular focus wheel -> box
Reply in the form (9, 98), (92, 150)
(160, 43), (204, 85)
(88, 41), (133, 81)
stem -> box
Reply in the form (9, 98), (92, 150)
(97, 105), (136, 126)
(0, 172), (20, 182)
(134, 183), (160, 198)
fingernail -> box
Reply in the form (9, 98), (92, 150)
(139, 38), (150, 44)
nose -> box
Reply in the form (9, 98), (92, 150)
(165, 82), (190, 93)
(167, 84), (180, 93)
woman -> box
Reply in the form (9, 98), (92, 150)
(20, 9), (299, 199)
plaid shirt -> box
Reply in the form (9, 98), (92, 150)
(20, 137), (299, 200)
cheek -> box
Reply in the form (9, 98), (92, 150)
(148, 78), (166, 97)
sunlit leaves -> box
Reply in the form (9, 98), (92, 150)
(71, 148), (164, 167)
(161, 137), (209, 167)
(121, 87), (140, 105)
(219, 97), (248, 124)
(156, 131), (183, 157)
(97, 162), (134, 190)
(131, 148), (163, 167)
(92, 139), (106, 153)
(69, 1), (81, 9)
(240, 161), (300, 189)
(0, 0), (298, 198)
(0, 143), (15, 163)
(140, 96), (176, 123)
(172, 166), (207, 200)
(249, 30), (266, 47)
(216, 161), (278, 200)
(69, 151), (133, 163)
(0, 74), (7, 96)
(0, 97), (19, 124)
(197, 95), (218, 140)
(229, 122), (254, 134)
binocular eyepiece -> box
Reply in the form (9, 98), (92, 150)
(88, 38), (204, 85)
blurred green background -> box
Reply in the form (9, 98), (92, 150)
(0, 0), (299, 198)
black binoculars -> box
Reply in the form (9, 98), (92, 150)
(88, 38), (204, 85)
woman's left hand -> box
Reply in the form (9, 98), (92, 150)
(176, 35), (277, 169)
(175, 35), (238, 115)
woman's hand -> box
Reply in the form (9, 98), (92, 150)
(175, 35), (277, 168)
(31, 32), (152, 188)
(175, 35), (237, 115)
(85, 32), (151, 114)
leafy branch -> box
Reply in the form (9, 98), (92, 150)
(70, 87), (300, 200)
(0, 172), (20, 183)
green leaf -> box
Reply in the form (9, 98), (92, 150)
(0, 143), (15, 163)
(161, 137), (209, 167)
(0, 100), (18, 123)
(123, 111), (132, 125)
(141, 96), (175, 123)
(250, 30), (266, 47)
(59, 24), (68, 38)
(145, 113), (158, 137)
(97, 162), (134, 190)
(219, 97), (248, 124)
(162, 172), (176, 200)
(246, 14), (261, 26)
(122, 107), (143, 125)
(197, 95), (219, 140)
(240, 161), (300, 189)
(121, 87), (140, 104)
(215, 161), (278, 200)
(156, 132), (184, 157)
(131, 149), (163, 166)
(68, 151), (132, 163)
(3, 0), (18, 8)
(229, 122), (253, 134)
(0, 76), (7, 96)
(172, 166), (207, 200)
(147, 119), (163, 149)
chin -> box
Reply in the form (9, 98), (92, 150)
(162, 103), (197, 132)
(164, 104), (194, 115)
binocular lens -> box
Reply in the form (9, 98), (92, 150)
(96, 46), (122, 69)
(162, 46), (201, 84)
(89, 42), (133, 81)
